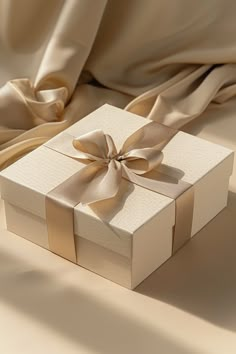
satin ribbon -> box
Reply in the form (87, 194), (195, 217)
(45, 121), (194, 263)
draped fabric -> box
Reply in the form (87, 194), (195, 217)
(1, 0), (236, 169)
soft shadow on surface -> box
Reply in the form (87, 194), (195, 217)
(137, 191), (236, 332)
(0, 248), (196, 354)
(182, 98), (236, 144)
(0, 198), (5, 227)
(144, 165), (185, 184)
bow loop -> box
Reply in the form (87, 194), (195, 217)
(121, 148), (164, 175)
(73, 130), (118, 162)
(120, 121), (176, 155)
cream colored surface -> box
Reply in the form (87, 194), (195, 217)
(0, 98), (236, 353)
(1, 0), (236, 351)
(0, 105), (233, 288)
(2, 0), (236, 169)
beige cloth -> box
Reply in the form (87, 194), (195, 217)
(1, 0), (236, 169)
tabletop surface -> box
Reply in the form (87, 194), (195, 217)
(0, 99), (236, 354)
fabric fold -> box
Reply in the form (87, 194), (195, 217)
(1, 0), (236, 169)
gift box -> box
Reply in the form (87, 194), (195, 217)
(0, 104), (234, 289)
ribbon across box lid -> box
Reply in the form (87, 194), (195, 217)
(45, 121), (194, 263)
(0, 104), (234, 288)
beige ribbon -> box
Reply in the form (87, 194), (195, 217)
(45, 122), (194, 263)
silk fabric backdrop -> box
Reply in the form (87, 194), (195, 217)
(1, 0), (236, 169)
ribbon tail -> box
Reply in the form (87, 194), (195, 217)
(80, 159), (122, 205)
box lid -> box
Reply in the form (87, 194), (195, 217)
(0, 105), (234, 257)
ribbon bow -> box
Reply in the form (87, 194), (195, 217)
(61, 122), (176, 204)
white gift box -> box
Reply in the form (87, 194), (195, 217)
(0, 104), (234, 289)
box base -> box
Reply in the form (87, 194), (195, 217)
(4, 201), (173, 289)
